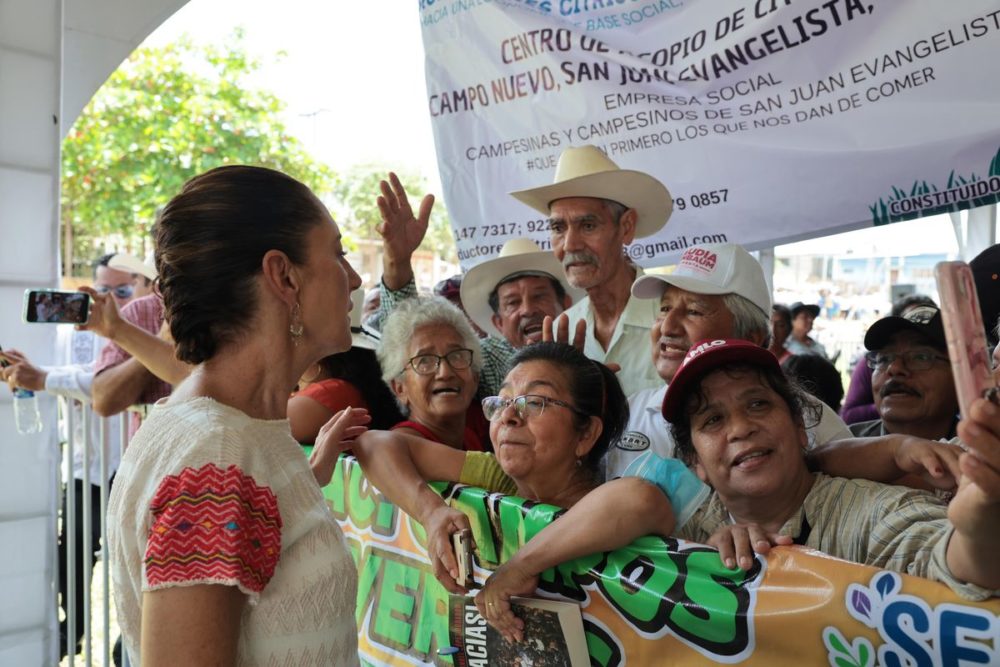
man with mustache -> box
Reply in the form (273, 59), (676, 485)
(373, 175), (580, 399)
(605, 243), (852, 477)
(851, 305), (959, 441)
(510, 145), (673, 395)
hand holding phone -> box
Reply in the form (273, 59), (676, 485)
(452, 529), (475, 590)
(22, 289), (91, 324)
(934, 261), (999, 419)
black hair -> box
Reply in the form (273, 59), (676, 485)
(155, 165), (327, 364)
(508, 342), (628, 477)
(316, 348), (404, 430)
(771, 303), (792, 330)
(93, 253), (115, 279)
(781, 354), (844, 413)
(488, 275), (568, 316)
(670, 362), (822, 467)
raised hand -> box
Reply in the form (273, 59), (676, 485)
(309, 407), (371, 486)
(541, 313), (587, 351)
(375, 172), (434, 289)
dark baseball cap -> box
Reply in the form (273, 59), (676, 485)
(970, 244), (1000, 347)
(863, 305), (946, 351)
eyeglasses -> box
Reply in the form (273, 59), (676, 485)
(405, 348), (474, 375)
(481, 394), (585, 421)
(866, 350), (949, 372)
(95, 284), (134, 299)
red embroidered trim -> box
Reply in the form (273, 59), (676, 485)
(145, 463), (282, 593)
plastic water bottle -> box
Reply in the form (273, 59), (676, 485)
(13, 388), (42, 434)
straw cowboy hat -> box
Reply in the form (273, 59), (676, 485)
(461, 238), (584, 338)
(509, 144), (673, 240)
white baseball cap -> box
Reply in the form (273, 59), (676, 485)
(109, 252), (157, 280)
(631, 243), (772, 316)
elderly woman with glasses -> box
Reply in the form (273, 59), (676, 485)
(355, 342), (704, 640)
(377, 296), (486, 451)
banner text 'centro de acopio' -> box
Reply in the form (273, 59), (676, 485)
(419, 0), (1000, 269)
(322, 455), (1000, 666)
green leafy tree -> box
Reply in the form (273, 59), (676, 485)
(61, 31), (335, 274)
(331, 164), (456, 263)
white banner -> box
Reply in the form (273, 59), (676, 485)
(419, 0), (1000, 269)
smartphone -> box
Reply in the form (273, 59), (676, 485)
(934, 261), (997, 419)
(22, 289), (91, 324)
(452, 529), (475, 589)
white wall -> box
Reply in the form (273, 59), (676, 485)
(0, 0), (63, 662)
(0, 0), (186, 662)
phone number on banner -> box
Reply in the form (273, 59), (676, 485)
(675, 188), (729, 211)
(455, 220), (553, 240)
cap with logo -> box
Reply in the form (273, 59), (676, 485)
(631, 243), (772, 316)
(863, 304), (946, 352)
(661, 339), (779, 422)
(970, 244), (1000, 347)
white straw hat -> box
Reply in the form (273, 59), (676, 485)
(461, 238), (584, 338)
(509, 145), (673, 239)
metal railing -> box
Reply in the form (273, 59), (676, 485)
(59, 399), (145, 667)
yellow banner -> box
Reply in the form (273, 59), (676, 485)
(322, 455), (1000, 666)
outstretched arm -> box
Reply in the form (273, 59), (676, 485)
(807, 435), (961, 491)
(476, 478), (673, 642)
(353, 429), (471, 592)
(78, 286), (190, 386)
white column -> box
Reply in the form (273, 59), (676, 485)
(0, 1), (62, 664)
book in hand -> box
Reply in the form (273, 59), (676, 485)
(447, 594), (589, 667)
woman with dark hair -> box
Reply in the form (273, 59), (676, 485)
(289, 290), (403, 442)
(106, 166), (364, 665)
(354, 342), (702, 641)
(659, 339), (1000, 599)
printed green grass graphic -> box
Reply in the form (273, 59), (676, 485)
(870, 146), (1000, 226)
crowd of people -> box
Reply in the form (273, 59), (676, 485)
(2, 145), (999, 663)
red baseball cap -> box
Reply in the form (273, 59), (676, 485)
(661, 339), (781, 422)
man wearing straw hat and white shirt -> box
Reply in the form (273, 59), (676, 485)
(372, 173), (582, 396)
(510, 144), (673, 396)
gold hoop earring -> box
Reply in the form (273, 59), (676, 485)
(289, 302), (304, 344)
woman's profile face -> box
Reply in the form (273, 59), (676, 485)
(393, 323), (476, 423)
(490, 360), (594, 484)
(689, 369), (809, 501)
(298, 216), (361, 356)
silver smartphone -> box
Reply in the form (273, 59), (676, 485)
(452, 529), (475, 589)
(22, 289), (91, 324)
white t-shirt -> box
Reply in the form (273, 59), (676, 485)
(604, 384), (853, 479)
(108, 397), (359, 666)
